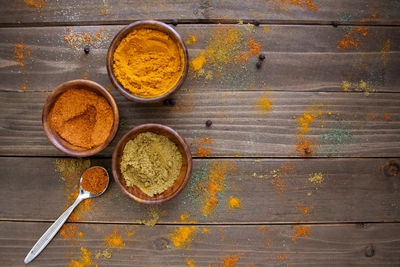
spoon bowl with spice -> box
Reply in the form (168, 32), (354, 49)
(106, 20), (189, 103)
(112, 123), (192, 204)
(24, 166), (109, 264)
(42, 79), (119, 157)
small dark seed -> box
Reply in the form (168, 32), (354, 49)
(163, 99), (169, 106)
(332, 21), (339, 28)
(258, 54), (265, 60)
(254, 20), (260, 26)
(172, 19), (178, 26)
(84, 46), (90, 54)
(168, 98), (176, 106)
(205, 120), (212, 127)
(256, 61), (262, 69)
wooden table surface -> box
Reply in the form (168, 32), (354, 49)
(1, 1), (400, 266)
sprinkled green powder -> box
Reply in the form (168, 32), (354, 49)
(321, 123), (353, 154)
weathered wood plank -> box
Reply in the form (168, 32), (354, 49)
(1, 221), (399, 266)
(1, 25), (398, 94)
(1, 157), (399, 223)
(0, 90), (399, 157)
(1, 0), (399, 25)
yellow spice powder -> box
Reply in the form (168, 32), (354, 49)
(112, 28), (184, 98)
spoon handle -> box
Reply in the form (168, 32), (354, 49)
(24, 196), (85, 264)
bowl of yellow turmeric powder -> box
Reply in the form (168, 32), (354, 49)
(42, 79), (119, 157)
(106, 20), (188, 103)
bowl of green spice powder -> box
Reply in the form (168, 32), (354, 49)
(112, 123), (192, 204)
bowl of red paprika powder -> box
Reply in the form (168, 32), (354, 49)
(42, 79), (119, 157)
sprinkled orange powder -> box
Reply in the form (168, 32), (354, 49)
(337, 27), (368, 50)
(170, 226), (197, 248)
(203, 162), (236, 216)
(67, 247), (93, 267)
(291, 226), (311, 241)
(222, 254), (240, 267)
(296, 202), (314, 215)
(228, 196), (242, 209)
(269, 161), (294, 196)
(384, 113), (391, 121)
(60, 225), (77, 240)
(186, 258), (195, 267)
(23, 0), (45, 10)
(104, 229), (125, 249)
(295, 139), (316, 157)
(197, 146), (212, 157)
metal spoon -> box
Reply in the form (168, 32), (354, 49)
(24, 166), (109, 264)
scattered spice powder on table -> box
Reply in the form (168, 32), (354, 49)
(256, 93), (273, 112)
(113, 28), (184, 98)
(60, 225), (78, 240)
(67, 247), (93, 267)
(203, 162), (236, 216)
(81, 167), (108, 194)
(222, 254), (240, 267)
(23, 0), (45, 10)
(291, 226), (311, 241)
(337, 27), (368, 50)
(120, 132), (182, 197)
(104, 228), (126, 249)
(170, 226), (197, 248)
(228, 196), (242, 210)
(50, 89), (114, 149)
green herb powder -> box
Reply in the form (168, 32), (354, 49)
(120, 132), (182, 197)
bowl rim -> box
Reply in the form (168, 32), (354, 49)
(42, 79), (120, 157)
(112, 123), (193, 204)
(106, 20), (189, 104)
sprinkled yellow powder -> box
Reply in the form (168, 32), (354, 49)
(185, 34), (197, 45)
(104, 229), (125, 249)
(228, 196), (241, 209)
(170, 226), (197, 248)
(186, 258), (195, 267)
(256, 93), (273, 112)
(67, 247), (93, 267)
(191, 51), (207, 71)
(381, 39), (391, 66)
(308, 172), (324, 185)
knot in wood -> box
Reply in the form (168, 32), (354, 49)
(154, 237), (170, 250)
(383, 161), (399, 177)
(365, 244), (375, 257)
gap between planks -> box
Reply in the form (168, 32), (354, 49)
(1, 19), (400, 28)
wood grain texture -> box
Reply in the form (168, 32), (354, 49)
(0, 25), (399, 93)
(0, 0), (399, 26)
(1, 90), (399, 157)
(1, 157), (399, 223)
(1, 221), (400, 266)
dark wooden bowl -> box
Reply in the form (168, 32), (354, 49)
(112, 123), (192, 204)
(106, 20), (189, 103)
(42, 79), (119, 157)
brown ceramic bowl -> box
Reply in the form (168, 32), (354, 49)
(112, 123), (192, 204)
(42, 79), (119, 157)
(106, 20), (189, 103)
